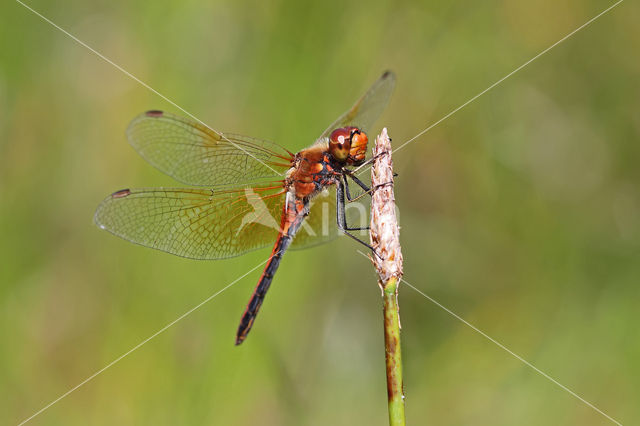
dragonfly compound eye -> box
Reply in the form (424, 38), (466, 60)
(329, 127), (352, 162)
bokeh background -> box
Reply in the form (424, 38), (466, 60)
(1, 0), (639, 424)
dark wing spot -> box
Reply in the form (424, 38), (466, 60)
(145, 110), (164, 117)
(111, 189), (131, 198)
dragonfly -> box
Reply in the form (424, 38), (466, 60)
(95, 71), (395, 345)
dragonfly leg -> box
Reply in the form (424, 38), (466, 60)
(349, 148), (392, 174)
(373, 181), (394, 191)
(343, 170), (395, 204)
(340, 175), (370, 231)
(343, 172), (372, 203)
(336, 180), (382, 259)
(344, 170), (371, 194)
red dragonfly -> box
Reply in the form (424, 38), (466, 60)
(95, 71), (395, 344)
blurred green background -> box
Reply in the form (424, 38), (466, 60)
(1, 0), (639, 424)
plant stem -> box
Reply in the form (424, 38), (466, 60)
(369, 128), (405, 426)
(383, 276), (405, 425)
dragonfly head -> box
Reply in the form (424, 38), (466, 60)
(329, 126), (368, 166)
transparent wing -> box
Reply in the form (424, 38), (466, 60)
(319, 71), (396, 139)
(94, 185), (287, 260)
(127, 111), (293, 187)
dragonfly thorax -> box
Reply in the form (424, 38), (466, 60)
(287, 147), (341, 200)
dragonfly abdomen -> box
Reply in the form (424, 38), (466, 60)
(235, 196), (309, 345)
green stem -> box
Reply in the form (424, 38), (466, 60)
(382, 276), (405, 426)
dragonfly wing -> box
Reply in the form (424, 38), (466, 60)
(127, 111), (293, 187)
(319, 71), (396, 139)
(94, 185), (286, 260)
